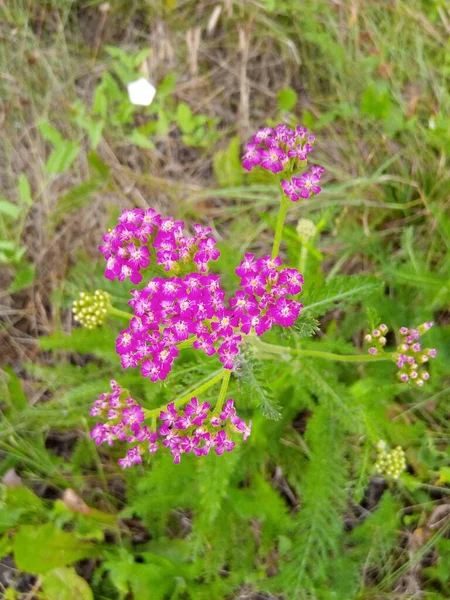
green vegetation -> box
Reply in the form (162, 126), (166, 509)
(0, 1), (449, 599)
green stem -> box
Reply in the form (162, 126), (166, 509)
(213, 370), (231, 415)
(109, 306), (133, 320)
(144, 369), (226, 418)
(272, 189), (289, 259)
(299, 244), (308, 273)
(250, 337), (394, 363)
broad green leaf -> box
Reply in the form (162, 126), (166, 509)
(8, 263), (36, 293)
(18, 174), (32, 205)
(176, 103), (195, 134)
(42, 567), (93, 600)
(132, 48), (152, 69)
(45, 141), (80, 174)
(87, 151), (110, 179)
(14, 523), (96, 574)
(38, 122), (64, 146)
(157, 72), (177, 97)
(361, 83), (392, 119)
(4, 487), (44, 512)
(129, 130), (156, 149)
(92, 85), (108, 117)
(0, 199), (20, 219)
(277, 88), (297, 112)
(2, 365), (28, 410)
(86, 119), (104, 148)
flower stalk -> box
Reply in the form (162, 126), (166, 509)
(272, 189), (290, 259)
(249, 337), (395, 363)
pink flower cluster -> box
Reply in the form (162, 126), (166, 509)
(394, 322), (437, 386)
(241, 124), (324, 202)
(159, 397), (251, 464)
(99, 208), (220, 284)
(89, 381), (251, 468)
(90, 380), (159, 468)
(116, 254), (304, 381)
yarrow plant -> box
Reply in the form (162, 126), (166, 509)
(74, 124), (439, 469)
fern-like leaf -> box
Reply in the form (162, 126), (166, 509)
(237, 358), (282, 420)
(302, 275), (382, 318)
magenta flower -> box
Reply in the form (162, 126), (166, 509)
(268, 297), (302, 327)
(291, 171), (322, 199)
(259, 147), (285, 173)
(242, 143), (262, 171)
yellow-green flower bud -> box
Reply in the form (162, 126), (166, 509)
(296, 219), (316, 244)
(374, 440), (406, 479)
(73, 290), (111, 329)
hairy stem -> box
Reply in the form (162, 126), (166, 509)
(109, 306), (133, 320)
(213, 369), (232, 415)
(250, 337), (394, 363)
(272, 188), (289, 259)
(299, 244), (308, 273)
(144, 369), (226, 419)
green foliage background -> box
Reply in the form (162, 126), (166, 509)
(0, 1), (450, 599)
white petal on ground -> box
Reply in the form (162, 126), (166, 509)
(127, 78), (156, 106)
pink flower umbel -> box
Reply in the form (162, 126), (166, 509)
(158, 397), (251, 464)
(99, 208), (221, 283)
(89, 380), (159, 468)
(241, 124), (324, 202)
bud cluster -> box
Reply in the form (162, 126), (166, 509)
(394, 322), (437, 386)
(296, 218), (317, 244)
(374, 440), (406, 479)
(90, 381), (251, 468)
(73, 290), (111, 329)
(364, 323), (388, 355)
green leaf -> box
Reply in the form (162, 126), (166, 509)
(302, 275), (382, 318)
(50, 179), (103, 228)
(38, 122), (64, 146)
(8, 263), (36, 293)
(292, 313), (320, 338)
(0, 199), (20, 219)
(86, 119), (104, 148)
(87, 152), (110, 179)
(213, 136), (244, 188)
(277, 88), (297, 112)
(361, 83), (392, 120)
(0, 534), (12, 559)
(45, 141), (80, 174)
(176, 103), (195, 134)
(14, 523), (96, 574)
(2, 365), (28, 410)
(128, 130), (156, 149)
(18, 174), (32, 205)
(42, 567), (93, 600)
(279, 402), (348, 593)
(157, 72), (177, 97)
(238, 358), (282, 420)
